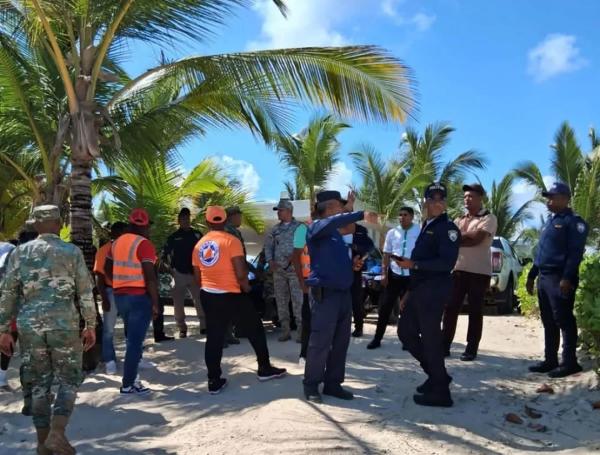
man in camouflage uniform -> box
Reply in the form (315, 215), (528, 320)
(0, 205), (97, 455)
(264, 199), (306, 342)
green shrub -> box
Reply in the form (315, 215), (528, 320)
(575, 254), (600, 372)
(516, 263), (539, 317)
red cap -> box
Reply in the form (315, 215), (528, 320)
(206, 206), (227, 224)
(129, 208), (150, 226)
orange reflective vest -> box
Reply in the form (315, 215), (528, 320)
(301, 245), (311, 279)
(111, 233), (146, 289)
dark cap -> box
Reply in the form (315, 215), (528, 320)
(462, 183), (486, 197)
(178, 207), (191, 217)
(273, 199), (294, 211)
(226, 206), (242, 216)
(424, 182), (447, 199)
(542, 181), (571, 198)
(316, 190), (347, 204)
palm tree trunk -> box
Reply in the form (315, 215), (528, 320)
(69, 103), (99, 269)
(70, 156), (95, 268)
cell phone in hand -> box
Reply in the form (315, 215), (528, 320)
(390, 254), (406, 262)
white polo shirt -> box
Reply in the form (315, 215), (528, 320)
(383, 224), (420, 276)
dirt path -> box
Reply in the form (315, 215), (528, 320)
(1, 311), (599, 454)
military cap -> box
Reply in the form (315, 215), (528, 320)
(273, 199), (294, 211)
(30, 205), (61, 222)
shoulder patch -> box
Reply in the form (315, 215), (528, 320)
(448, 230), (459, 242)
(577, 222), (586, 233)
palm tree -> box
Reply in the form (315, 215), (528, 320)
(351, 144), (429, 246)
(275, 114), (349, 203)
(1, 1), (416, 263)
(398, 123), (488, 210)
(0, 33), (66, 205)
(94, 156), (224, 247)
(514, 122), (600, 245)
(488, 173), (533, 240)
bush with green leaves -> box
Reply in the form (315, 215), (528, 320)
(516, 264), (539, 317)
(575, 254), (600, 372)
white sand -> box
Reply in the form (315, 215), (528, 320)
(1, 309), (599, 454)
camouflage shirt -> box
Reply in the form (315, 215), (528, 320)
(0, 233), (96, 333)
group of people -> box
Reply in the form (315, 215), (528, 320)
(0, 179), (589, 453)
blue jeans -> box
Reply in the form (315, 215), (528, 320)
(115, 294), (152, 388)
(102, 288), (118, 363)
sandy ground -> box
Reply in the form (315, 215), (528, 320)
(1, 308), (600, 455)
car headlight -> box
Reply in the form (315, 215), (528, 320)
(490, 276), (499, 287)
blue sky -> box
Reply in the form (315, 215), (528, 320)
(123, 0), (599, 207)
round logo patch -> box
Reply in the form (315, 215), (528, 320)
(577, 222), (586, 233)
(199, 240), (220, 267)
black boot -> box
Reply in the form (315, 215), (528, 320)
(413, 389), (453, 407)
(528, 360), (558, 373)
(352, 325), (363, 338)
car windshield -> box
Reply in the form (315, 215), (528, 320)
(492, 238), (503, 250)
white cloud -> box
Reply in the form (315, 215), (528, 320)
(411, 13), (436, 32)
(382, 0), (402, 18)
(381, 1), (435, 31)
(215, 155), (260, 197)
(325, 162), (353, 194)
(528, 34), (588, 82)
(248, 0), (348, 50)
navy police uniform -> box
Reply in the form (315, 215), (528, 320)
(303, 191), (365, 400)
(528, 182), (588, 373)
(398, 183), (460, 406)
(350, 224), (375, 336)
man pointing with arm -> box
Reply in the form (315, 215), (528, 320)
(303, 191), (378, 403)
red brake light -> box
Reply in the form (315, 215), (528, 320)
(492, 251), (503, 273)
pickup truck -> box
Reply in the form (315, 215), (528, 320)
(487, 236), (523, 314)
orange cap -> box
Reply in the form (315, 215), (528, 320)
(129, 208), (150, 226)
(206, 206), (227, 223)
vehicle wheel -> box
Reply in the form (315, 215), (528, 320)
(497, 277), (514, 315)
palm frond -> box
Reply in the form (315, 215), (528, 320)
(109, 46), (416, 124)
(513, 161), (547, 194)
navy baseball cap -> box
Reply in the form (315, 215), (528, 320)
(424, 182), (447, 199)
(316, 190), (347, 204)
(542, 182), (571, 198)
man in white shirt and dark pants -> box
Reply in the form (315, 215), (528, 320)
(367, 207), (420, 349)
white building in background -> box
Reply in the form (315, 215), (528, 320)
(240, 195), (386, 257)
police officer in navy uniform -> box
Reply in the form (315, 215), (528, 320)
(395, 183), (460, 407)
(526, 182), (588, 378)
(303, 190), (378, 403)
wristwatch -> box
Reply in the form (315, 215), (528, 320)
(412, 262), (419, 270)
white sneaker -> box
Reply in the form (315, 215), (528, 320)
(105, 361), (117, 375)
(138, 358), (155, 370)
(0, 370), (7, 387)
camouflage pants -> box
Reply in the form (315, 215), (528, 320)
(273, 270), (303, 331)
(19, 330), (83, 429)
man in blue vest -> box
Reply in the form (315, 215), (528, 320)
(303, 190), (378, 403)
(526, 182), (588, 378)
(396, 183), (460, 407)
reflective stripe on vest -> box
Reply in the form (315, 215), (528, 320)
(112, 234), (146, 288)
(301, 246), (311, 279)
